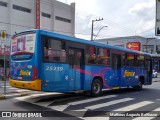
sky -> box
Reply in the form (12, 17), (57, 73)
(57, 0), (156, 40)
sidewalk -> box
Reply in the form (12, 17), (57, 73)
(0, 78), (9, 86)
(152, 73), (160, 82)
(0, 79), (29, 100)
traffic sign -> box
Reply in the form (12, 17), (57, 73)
(156, 0), (160, 36)
(0, 31), (7, 48)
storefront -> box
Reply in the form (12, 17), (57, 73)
(0, 46), (10, 77)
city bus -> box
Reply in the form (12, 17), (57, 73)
(9, 29), (153, 96)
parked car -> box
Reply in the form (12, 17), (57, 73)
(152, 70), (158, 78)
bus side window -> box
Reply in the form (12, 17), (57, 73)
(137, 55), (145, 68)
(44, 47), (48, 60)
(42, 36), (67, 62)
(43, 37), (49, 61)
(48, 48), (53, 61)
(123, 53), (126, 66)
(60, 50), (66, 62)
(126, 53), (135, 67)
(51, 39), (66, 62)
(97, 48), (110, 65)
(86, 46), (96, 64)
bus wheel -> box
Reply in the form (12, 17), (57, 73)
(137, 81), (143, 89)
(133, 81), (143, 90)
(91, 79), (102, 97)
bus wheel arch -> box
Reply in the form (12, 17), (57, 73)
(91, 76), (103, 97)
(139, 76), (144, 84)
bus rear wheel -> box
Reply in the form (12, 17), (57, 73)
(133, 81), (143, 90)
(91, 79), (102, 97)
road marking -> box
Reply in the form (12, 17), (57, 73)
(86, 98), (134, 110)
(68, 95), (117, 105)
(35, 101), (54, 107)
(81, 117), (109, 120)
(1, 86), (10, 88)
(49, 105), (69, 111)
(7, 87), (18, 89)
(133, 107), (160, 120)
(15, 96), (42, 103)
(16, 89), (31, 92)
(113, 101), (153, 111)
(49, 95), (117, 111)
(15, 92), (61, 103)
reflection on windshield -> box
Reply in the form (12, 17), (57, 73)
(11, 33), (36, 55)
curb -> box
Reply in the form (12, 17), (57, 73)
(152, 80), (160, 83)
(0, 93), (28, 100)
(0, 94), (5, 100)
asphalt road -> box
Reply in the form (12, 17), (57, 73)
(0, 79), (160, 120)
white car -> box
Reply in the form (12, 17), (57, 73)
(152, 70), (158, 78)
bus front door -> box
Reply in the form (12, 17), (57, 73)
(68, 48), (84, 91)
(111, 53), (121, 87)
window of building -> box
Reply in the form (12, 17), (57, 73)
(13, 5), (31, 13)
(43, 36), (66, 62)
(42, 12), (51, 18)
(0, 1), (7, 7)
(136, 55), (145, 67)
(156, 45), (160, 54)
(126, 53), (135, 67)
(55, 16), (71, 23)
(97, 48), (110, 65)
(86, 46), (96, 64)
(142, 45), (154, 54)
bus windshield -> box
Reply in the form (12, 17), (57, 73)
(11, 33), (36, 60)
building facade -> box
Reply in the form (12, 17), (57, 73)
(0, 0), (75, 70)
(96, 36), (160, 54)
(96, 36), (160, 71)
(0, 0), (75, 37)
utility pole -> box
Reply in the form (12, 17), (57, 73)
(91, 18), (103, 41)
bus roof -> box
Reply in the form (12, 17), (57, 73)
(13, 29), (152, 56)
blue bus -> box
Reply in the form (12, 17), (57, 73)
(9, 29), (152, 96)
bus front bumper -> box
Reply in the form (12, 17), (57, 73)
(9, 78), (42, 91)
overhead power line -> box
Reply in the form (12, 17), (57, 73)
(41, 0), (135, 35)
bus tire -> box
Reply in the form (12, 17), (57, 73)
(91, 79), (102, 97)
(137, 80), (143, 89)
(133, 80), (143, 90)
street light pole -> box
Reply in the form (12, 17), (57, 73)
(0, 30), (7, 95)
(91, 18), (103, 41)
(91, 20), (94, 41)
(94, 26), (108, 40)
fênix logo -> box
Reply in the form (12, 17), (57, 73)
(19, 70), (31, 76)
(124, 70), (135, 77)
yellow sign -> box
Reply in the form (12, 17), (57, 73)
(1, 31), (6, 39)
(20, 70), (31, 76)
(124, 70), (135, 77)
(1, 31), (7, 48)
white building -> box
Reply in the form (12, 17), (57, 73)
(0, 0), (75, 67)
(96, 36), (160, 71)
(96, 36), (160, 54)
